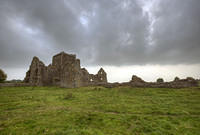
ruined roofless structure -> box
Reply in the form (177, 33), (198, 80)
(23, 51), (198, 88)
(24, 52), (107, 88)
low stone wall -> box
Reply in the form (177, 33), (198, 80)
(102, 76), (199, 88)
(0, 76), (198, 89)
(0, 83), (30, 87)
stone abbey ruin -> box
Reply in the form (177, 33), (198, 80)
(23, 52), (199, 88)
(24, 52), (107, 88)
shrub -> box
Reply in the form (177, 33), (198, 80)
(174, 77), (180, 82)
(0, 69), (7, 83)
(157, 78), (164, 83)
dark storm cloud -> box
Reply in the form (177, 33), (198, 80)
(0, 0), (200, 68)
(150, 0), (200, 65)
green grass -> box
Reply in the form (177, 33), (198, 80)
(0, 86), (200, 135)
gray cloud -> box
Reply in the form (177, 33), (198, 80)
(0, 0), (200, 69)
(150, 0), (200, 64)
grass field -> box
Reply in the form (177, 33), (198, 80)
(0, 86), (200, 135)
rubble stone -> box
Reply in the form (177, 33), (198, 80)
(131, 75), (145, 83)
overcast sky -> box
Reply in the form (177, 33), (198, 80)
(0, 0), (200, 82)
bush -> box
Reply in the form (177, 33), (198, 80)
(0, 69), (7, 83)
(157, 78), (164, 83)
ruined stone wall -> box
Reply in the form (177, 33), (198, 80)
(97, 68), (107, 83)
(24, 52), (197, 88)
(83, 68), (108, 86)
(0, 83), (30, 87)
(24, 57), (48, 86)
(103, 75), (199, 88)
(24, 52), (107, 88)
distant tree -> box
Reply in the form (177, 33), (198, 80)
(157, 78), (164, 83)
(0, 69), (7, 83)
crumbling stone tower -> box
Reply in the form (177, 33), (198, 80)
(51, 52), (82, 88)
(24, 57), (47, 86)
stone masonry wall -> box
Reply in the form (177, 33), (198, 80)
(24, 52), (107, 88)
(103, 75), (199, 88)
(24, 52), (198, 88)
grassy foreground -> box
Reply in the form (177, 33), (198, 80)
(0, 86), (200, 135)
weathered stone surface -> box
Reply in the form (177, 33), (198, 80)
(24, 56), (47, 86)
(131, 75), (145, 83)
(0, 83), (30, 87)
(129, 75), (146, 87)
(102, 75), (198, 88)
(24, 52), (107, 88)
(87, 68), (107, 86)
(24, 52), (198, 89)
